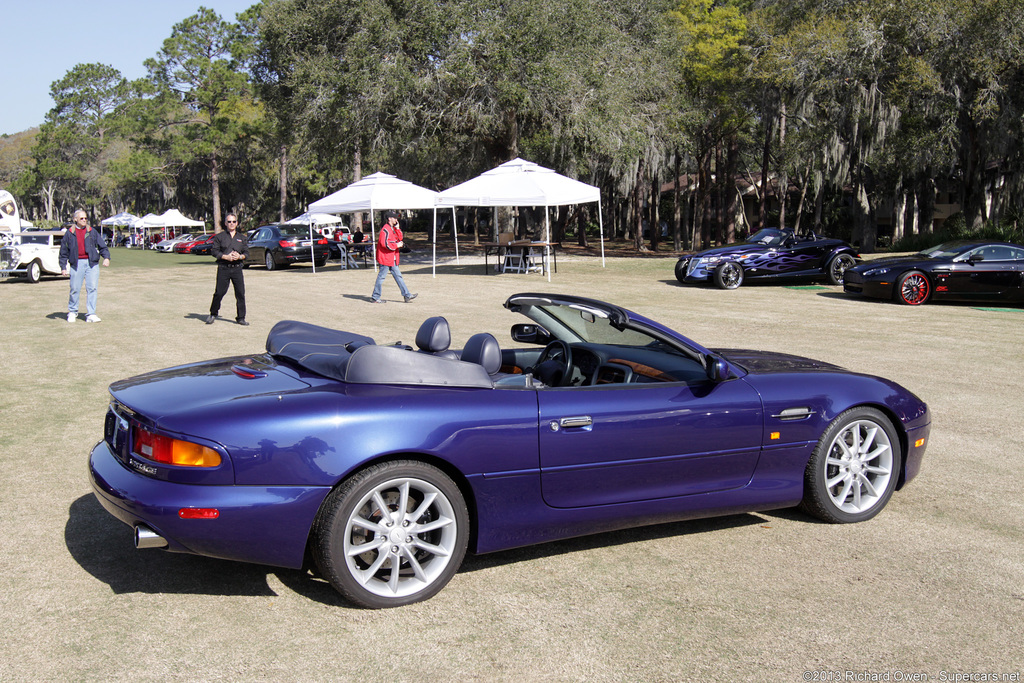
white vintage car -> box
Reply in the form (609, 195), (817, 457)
(0, 230), (66, 283)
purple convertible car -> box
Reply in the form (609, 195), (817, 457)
(89, 294), (930, 608)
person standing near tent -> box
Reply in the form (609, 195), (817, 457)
(370, 210), (417, 304)
(206, 213), (249, 325)
(59, 210), (110, 322)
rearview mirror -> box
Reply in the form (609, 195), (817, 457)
(511, 323), (553, 345)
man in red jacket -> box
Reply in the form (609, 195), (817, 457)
(370, 210), (417, 303)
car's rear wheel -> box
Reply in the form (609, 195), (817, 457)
(896, 271), (930, 305)
(313, 460), (469, 608)
(827, 254), (856, 285)
(315, 257), (328, 268)
(25, 260), (41, 283)
(713, 262), (743, 289)
(674, 259), (688, 284)
(264, 252), (276, 271)
(800, 407), (900, 523)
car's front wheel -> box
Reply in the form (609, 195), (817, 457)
(827, 254), (856, 285)
(896, 271), (930, 305)
(25, 260), (41, 283)
(674, 259), (688, 284)
(800, 407), (901, 523)
(313, 460), (469, 608)
(713, 262), (743, 289)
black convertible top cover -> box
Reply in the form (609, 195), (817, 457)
(266, 320), (375, 382)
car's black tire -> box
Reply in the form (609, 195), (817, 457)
(26, 260), (42, 283)
(674, 259), (688, 284)
(713, 262), (743, 289)
(315, 258), (328, 268)
(264, 252), (276, 271)
(895, 271), (930, 305)
(312, 460), (469, 609)
(827, 253), (856, 285)
(799, 407), (901, 524)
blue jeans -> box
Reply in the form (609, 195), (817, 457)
(372, 265), (411, 301)
(68, 261), (100, 316)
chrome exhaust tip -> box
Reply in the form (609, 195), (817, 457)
(134, 525), (168, 549)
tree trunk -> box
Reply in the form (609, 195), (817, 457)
(279, 144), (288, 224)
(725, 134), (739, 243)
(777, 102), (788, 231)
(211, 153), (222, 233)
(650, 176), (660, 252)
(352, 143), (363, 234)
(672, 152), (682, 251)
(758, 115), (772, 231)
(633, 158), (646, 251)
(892, 188), (906, 243)
(918, 175), (936, 235)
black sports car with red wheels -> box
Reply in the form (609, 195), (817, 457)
(843, 240), (1024, 305)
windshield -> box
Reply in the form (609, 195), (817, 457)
(918, 242), (976, 260)
(747, 228), (786, 246)
(516, 300), (662, 347)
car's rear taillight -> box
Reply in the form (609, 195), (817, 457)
(132, 426), (222, 467)
(279, 239), (296, 247)
(317, 238), (328, 245)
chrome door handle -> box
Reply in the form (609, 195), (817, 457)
(559, 416), (593, 429)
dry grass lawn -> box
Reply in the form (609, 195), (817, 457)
(0, 246), (1021, 681)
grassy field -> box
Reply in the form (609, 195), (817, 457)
(1, 247), (1021, 681)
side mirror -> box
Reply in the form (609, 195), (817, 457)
(705, 356), (730, 382)
(511, 323), (553, 345)
(967, 253), (984, 263)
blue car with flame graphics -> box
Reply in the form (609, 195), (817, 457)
(675, 228), (860, 289)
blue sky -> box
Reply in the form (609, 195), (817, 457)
(2, 1), (258, 136)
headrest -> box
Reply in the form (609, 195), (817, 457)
(461, 333), (502, 375)
(415, 316), (451, 353)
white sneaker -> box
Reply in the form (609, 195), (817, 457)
(67, 313), (76, 323)
(86, 314), (101, 323)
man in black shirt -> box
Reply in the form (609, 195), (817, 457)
(206, 213), (249, 325)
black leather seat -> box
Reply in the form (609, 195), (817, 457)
(460, 333), (503, 375)
(415, 317), (459, 360)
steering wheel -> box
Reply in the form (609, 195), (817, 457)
(533, 340), (573, 387)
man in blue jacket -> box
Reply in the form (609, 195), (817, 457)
(59, 210), (111, 323)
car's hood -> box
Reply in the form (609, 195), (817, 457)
(713, 348), (845, 374)
(109, 354), (311, 421)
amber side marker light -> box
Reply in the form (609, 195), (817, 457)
(133, 426), (222, 467)
(915, 438), (926, 448)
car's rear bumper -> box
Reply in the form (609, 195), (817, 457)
(88, 440), (330, 569)
(280, 247), (330, 263)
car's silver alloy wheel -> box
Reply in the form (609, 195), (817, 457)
(801, 407), (901, 523)
(314, 460), (469, 607)
(343, 476), (460, 599)
(714, 262), (743, 289)
(828, 254), (856, 285)
(823, 418), (894, 514)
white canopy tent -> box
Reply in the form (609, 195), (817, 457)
(309, 172), (452, 275)
(100, 211), (139, 227)
(285, 211), (342, 227)
(437, 158), (605, 281)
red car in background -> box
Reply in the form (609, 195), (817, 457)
(174, 235), (213, 254)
